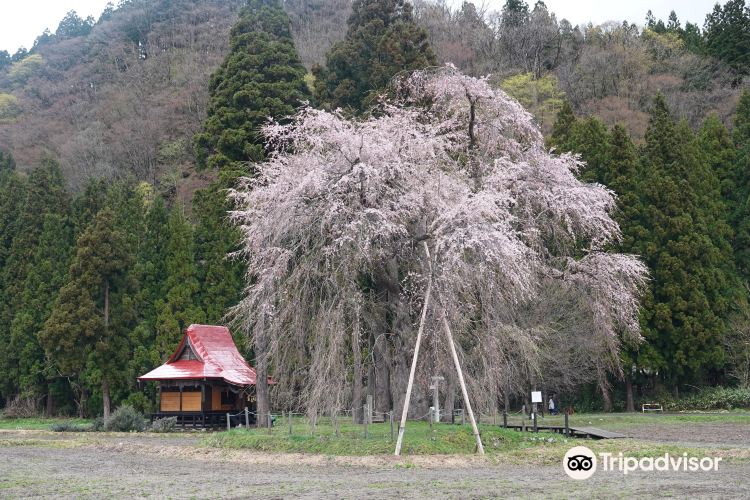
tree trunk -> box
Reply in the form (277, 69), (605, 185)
(600, 380), (613, 413)
(625, 377), (635, 413)
(103, 280), (109, 328)
(367, 330), (376, 409)
(79, 388), (88, 419)
(46, 384), (54, 417)
(352, 314), (363, 424)
(102, 379), (111, 419)
(442, 372), (456, 422)
(255, 334), (270, 428)
(374, 334), (391, 413)
(102, 280), (110, 419)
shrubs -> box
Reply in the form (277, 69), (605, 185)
(150, 416), (178, 433)
(3, 396), (41, 418)
(668, 387), (750, 411)
(104, 405), (146, 432)
(49, 422), (88, 432)
(46, 406), (180, 433)
(90, 416), (105, 432)
(48, 406), (162, 433)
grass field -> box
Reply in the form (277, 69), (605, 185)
(200, 413), (750, 459)
(0, 417), (91, 430)
(2, 411), (749, 458)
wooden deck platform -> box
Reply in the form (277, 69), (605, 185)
(503, 423), (625, 439)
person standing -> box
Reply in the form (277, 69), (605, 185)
(548, 396), (556, 415)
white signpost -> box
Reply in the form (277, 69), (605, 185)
(531, 391), (542, 423)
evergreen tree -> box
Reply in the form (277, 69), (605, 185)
(637, 95), (738, 390)
(565, 117), (611, 184)
(39, 281), (100, 417)
(549, 100), (575, 147)
(704, 0), (750, 75)
(154, 205), (204, 360)
(313, 0), (436, 113)
(733, 91), (750, 284)
(127, 195), (169, 411)
(41, 207), (132, 418)
(0, 160), (69, 402)
(193, 0), (310, 171)
(8, 214), (74, 404)
(193, 181), (245, 326)
(698, 115), (737, 207)
(192, 0), (311, 338)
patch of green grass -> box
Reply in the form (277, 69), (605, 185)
(0, 417), (91, 430)
(203, 420), (564, 455)
(202, 414), (750, 458)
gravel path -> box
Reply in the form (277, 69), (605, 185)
(1, 428), (749, 498)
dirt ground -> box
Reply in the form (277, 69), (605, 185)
(611, 422), (750, 448)
(1, 426), (749, 499)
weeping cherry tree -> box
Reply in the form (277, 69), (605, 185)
(228, 66), (648, 420)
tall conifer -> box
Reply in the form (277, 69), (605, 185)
(313, 0), (436, 113)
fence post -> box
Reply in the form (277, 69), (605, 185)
(226, 413), (230, 431)
(245, 407), (249, 428)
(364, 405), (368, 439)
(533, 412), (538, 433)
(289, 411), (293, 435)
(429, 406), (434, 432)
(267, 412), (272, 433)
(461, 409), (465, 426)
(564, 412), (569, 437)
(389, 410), (394, 441)
(366, 395), (373, 425)
(503, 410), (507, 428)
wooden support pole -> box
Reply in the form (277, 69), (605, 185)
(267, 412), (272, 433)
(226, 413), (230, 431)
(429, 407), (434, 432)
(366, 395), (373, 425)
(503, 410), (507, 428)
(564, 412), (569, 437)
(442, 313), (484, 454)
(289, 411), (293, 435)
(533, 412), (537, 433)
(394, 241), (434, 456)
(245, 407), (249, 428)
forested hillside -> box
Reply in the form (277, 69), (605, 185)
(0, 0), (749, 418)
(0, 0), (244, 187)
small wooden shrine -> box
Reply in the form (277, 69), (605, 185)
(138, 324), (258, 428)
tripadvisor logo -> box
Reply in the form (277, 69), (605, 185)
(563, 446), (722, 479)
(563, 446), (597, 480)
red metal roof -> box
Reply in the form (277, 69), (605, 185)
(138, 324), (257, 386)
